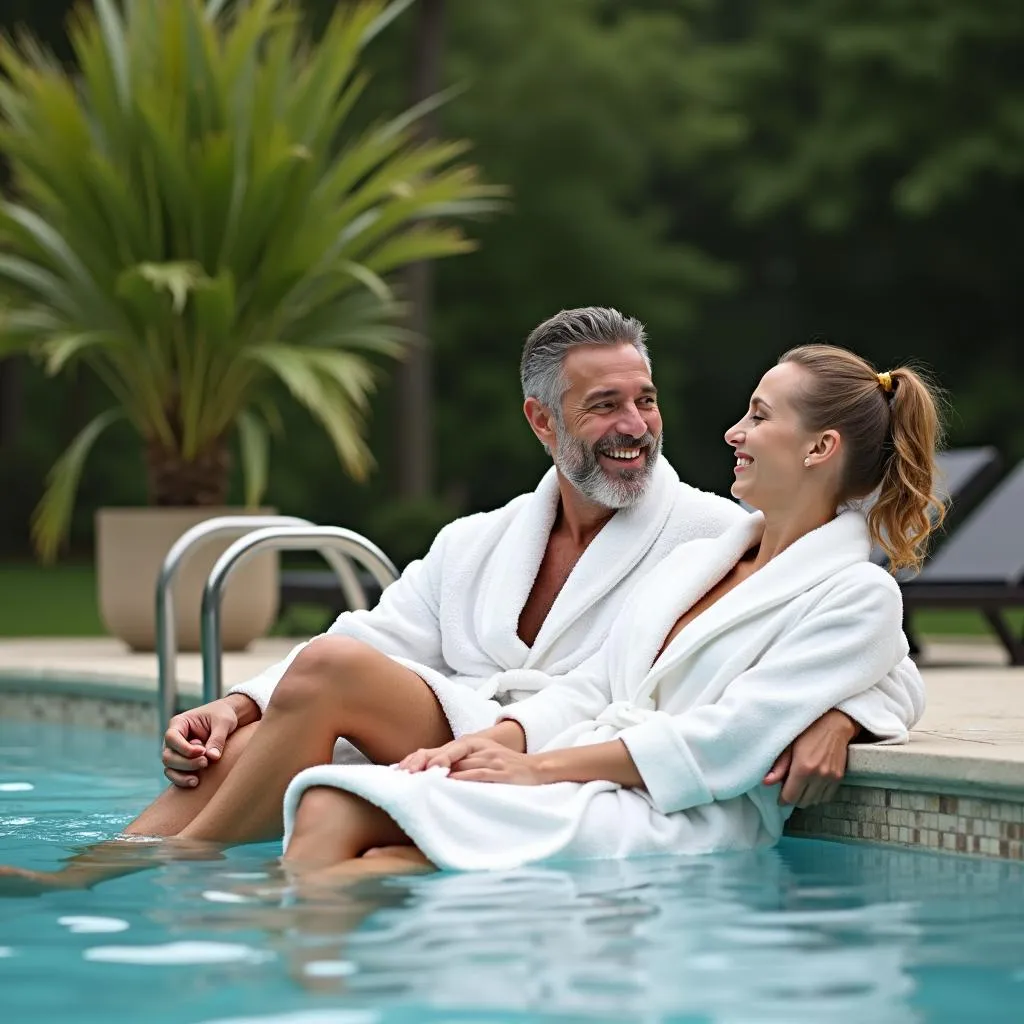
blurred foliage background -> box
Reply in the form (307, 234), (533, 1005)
(1, 0), (1022, 570)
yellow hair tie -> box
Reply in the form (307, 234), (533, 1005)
(877, 371), (893, 393)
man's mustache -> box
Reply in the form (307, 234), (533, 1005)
(594, 432), (659, 455)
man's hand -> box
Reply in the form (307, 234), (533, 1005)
(162, 694), (259, 788)
(762, 710), (860, 808)
(399, 736), (544, 785)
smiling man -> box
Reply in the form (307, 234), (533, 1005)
(126, 307), (924, 845)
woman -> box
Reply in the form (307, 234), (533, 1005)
(277, 344), (943, 873)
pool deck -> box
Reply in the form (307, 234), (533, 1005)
(1, 634), (1023, 858)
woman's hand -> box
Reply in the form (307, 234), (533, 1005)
(398, 721), (527, 774)
(398, 736), (545, 785)
(448, 743), (545, 785)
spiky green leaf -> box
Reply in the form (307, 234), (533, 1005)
(236, 409), (269, 507)
(31, 408), (125, 563)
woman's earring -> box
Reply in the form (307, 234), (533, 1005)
(804, 456), (811, 467)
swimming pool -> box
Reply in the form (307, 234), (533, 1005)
(1, 718), (1022, 1023)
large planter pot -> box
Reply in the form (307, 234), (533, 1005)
(96, 507), (280, 653)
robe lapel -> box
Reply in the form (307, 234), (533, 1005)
(526, 458), (681, 664)
(474, 467), (562, 665)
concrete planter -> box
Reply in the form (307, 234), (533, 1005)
(96, 507), (279, 652)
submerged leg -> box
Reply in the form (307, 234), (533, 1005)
(283, 786), (433, 883)
(0, 721), (261, 897)
(177, 637), (452, 845)
(0, 637), (451, 895)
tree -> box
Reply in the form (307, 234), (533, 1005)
(679, 0), (1024, 484)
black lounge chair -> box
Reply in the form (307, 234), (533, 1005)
(901, 459), (1024, 665)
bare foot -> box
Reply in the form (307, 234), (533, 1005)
(0, 838), (223, 898)
(297, 853), (436, 890)
(0, 865), (75, 898)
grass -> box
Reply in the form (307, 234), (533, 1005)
(0, 563), (105, 636)
(0, 562), (334, 638)
(1, 561), (1022, 641)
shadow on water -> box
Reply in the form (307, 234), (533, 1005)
(2, 720), (1023, 1023)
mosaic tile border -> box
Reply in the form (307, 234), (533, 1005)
(0, 690), (157, 735)
(786, 785), (1024, 861)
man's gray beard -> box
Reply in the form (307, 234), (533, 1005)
(553, 427), (663, 509)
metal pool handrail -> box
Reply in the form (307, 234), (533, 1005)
(200, 525), (400, 707)
(155, 515), (367, 733)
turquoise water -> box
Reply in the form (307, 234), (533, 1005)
(1, 720), (1023, 1023)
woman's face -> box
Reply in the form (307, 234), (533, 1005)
(724, 362), (834, 512)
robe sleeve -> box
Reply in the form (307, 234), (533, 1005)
(616, 571), (907, 815)
(835, 653), (925, 743)
(227, 524), (451, 714)
(498, 648), (614, 753)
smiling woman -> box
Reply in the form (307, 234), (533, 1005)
(729, 345), (944, 572)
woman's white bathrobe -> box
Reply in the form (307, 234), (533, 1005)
(282, 510), (909, 868)
(231, 458), (922, 756)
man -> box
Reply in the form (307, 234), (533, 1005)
(146, 307), (923, 840)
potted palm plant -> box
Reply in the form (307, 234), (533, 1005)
(0, 0), (500, 649)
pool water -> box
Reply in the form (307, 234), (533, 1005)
(1, 720), (1023, 1023)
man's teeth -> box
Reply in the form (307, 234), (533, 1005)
(736, 455), (753, 467)
(605, 448), (642, 460)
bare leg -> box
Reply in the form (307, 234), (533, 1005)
(124, 721), (261, 836)
(363, 846), (433, 867)
(283, 786), (433, 885)
(178, 637), (452, 845)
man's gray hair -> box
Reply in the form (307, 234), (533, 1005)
(520, 307), (651, 416)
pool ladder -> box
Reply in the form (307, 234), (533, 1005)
(155, 517), (399, 734)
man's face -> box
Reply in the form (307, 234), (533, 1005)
(552, 343), (664, 508)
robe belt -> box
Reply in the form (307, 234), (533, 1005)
(474, 668), (577, 702)
(592, 700), (657, 731)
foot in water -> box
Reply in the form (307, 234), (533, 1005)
(0, 836), (225, 897)
(287, 846), (436, 891)
(0, 865), (75, 897)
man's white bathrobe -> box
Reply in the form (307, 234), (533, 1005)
(281, 510), (910, 868)
(231, 458), (922, 755)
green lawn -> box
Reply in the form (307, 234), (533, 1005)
(0, 562), (336, 638)
(1, 561), (1021, 641)
(0, 563), (105, 636)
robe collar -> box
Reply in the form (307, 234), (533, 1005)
(623, 510), (874, 699)
(476, 456), (681, 666)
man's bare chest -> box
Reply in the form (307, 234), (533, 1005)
(516, 539), (586, 648)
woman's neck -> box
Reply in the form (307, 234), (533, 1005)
(751, 501), (837, 571)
